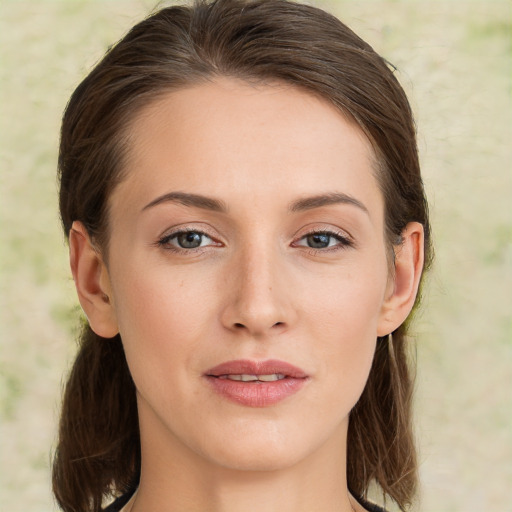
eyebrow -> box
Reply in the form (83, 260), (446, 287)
(289, 192), (369, 215)
(142, 191), (368, 215)
(142, 191), (228, 213)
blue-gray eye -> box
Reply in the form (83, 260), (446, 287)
(176, 231), (203, 248)
(157, 230), (216, 251)
(295, 230), (351, 250)
(307, 233), (331, 248)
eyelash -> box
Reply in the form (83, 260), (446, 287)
(156, 228), (218, 254)
(156, 228), (354, 255)
(292, 229), (354, 255)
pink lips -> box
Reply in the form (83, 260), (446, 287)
(204, 359), (309, 407)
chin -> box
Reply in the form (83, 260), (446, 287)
(190, 418), (329, 473)
(206, 441), (306, 473)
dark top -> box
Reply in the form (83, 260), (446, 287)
(103, 489), (388, 512)
(103, 491), (134, 512)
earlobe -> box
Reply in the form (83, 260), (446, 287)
(377, 222), (424, 337)
(69, 221), (119, 338)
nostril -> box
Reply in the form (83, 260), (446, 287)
(231, 321), (285, 332)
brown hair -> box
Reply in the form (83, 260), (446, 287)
(53, 1), (432, 510)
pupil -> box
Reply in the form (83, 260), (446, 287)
(178, 232), (202, 248)
(308, 233), (330, 248)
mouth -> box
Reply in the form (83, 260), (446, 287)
(204, 359), (309, 407)
(217, 373), (286, 382)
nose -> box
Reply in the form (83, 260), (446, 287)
(220, 245), (296, 338)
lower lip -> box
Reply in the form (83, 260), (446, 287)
(205, 376), (307, 407)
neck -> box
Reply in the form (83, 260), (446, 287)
(129, 401), (359, 512)
(132, 463), (356, 512)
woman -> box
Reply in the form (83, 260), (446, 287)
(53, 1), (432, 511)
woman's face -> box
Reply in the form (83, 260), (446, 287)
(103, 78), (394, 471)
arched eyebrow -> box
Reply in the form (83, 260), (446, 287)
(289, 193), (369, 215)
(142, 191), (368, 215)
(142, 192), (228, 213)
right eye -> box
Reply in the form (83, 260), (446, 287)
(158, 230), (217, 252)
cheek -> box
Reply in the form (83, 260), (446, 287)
(110, 264), (219, 391)
(113, 260), (216, 335)
(301, 259), (388, 340)
(299, 261), (387, 394)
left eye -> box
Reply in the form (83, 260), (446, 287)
(296, 232), (347, 249)
(161, 231), (214, 249)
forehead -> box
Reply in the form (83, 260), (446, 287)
(113, 78), (383, 220)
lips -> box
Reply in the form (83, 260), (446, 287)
(204, 359), (309, 407)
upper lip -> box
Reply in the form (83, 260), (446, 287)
(205, 359), (308, 379)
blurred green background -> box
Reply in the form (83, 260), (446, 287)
(0, 1), (510, 511)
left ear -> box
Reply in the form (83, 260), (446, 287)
(377, 222), (425, 337)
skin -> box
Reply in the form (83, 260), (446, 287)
(70, 78), (424, 512)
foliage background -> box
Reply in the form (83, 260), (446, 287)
(0, 0), (510, 511)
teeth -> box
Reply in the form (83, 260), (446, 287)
(258, 373), (285, 381)
(226, 373), (284, 382)
(220, 374), (286, 382)
(240, 374), (259, 382)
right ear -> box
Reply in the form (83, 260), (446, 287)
(69, 221), (119, 338)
